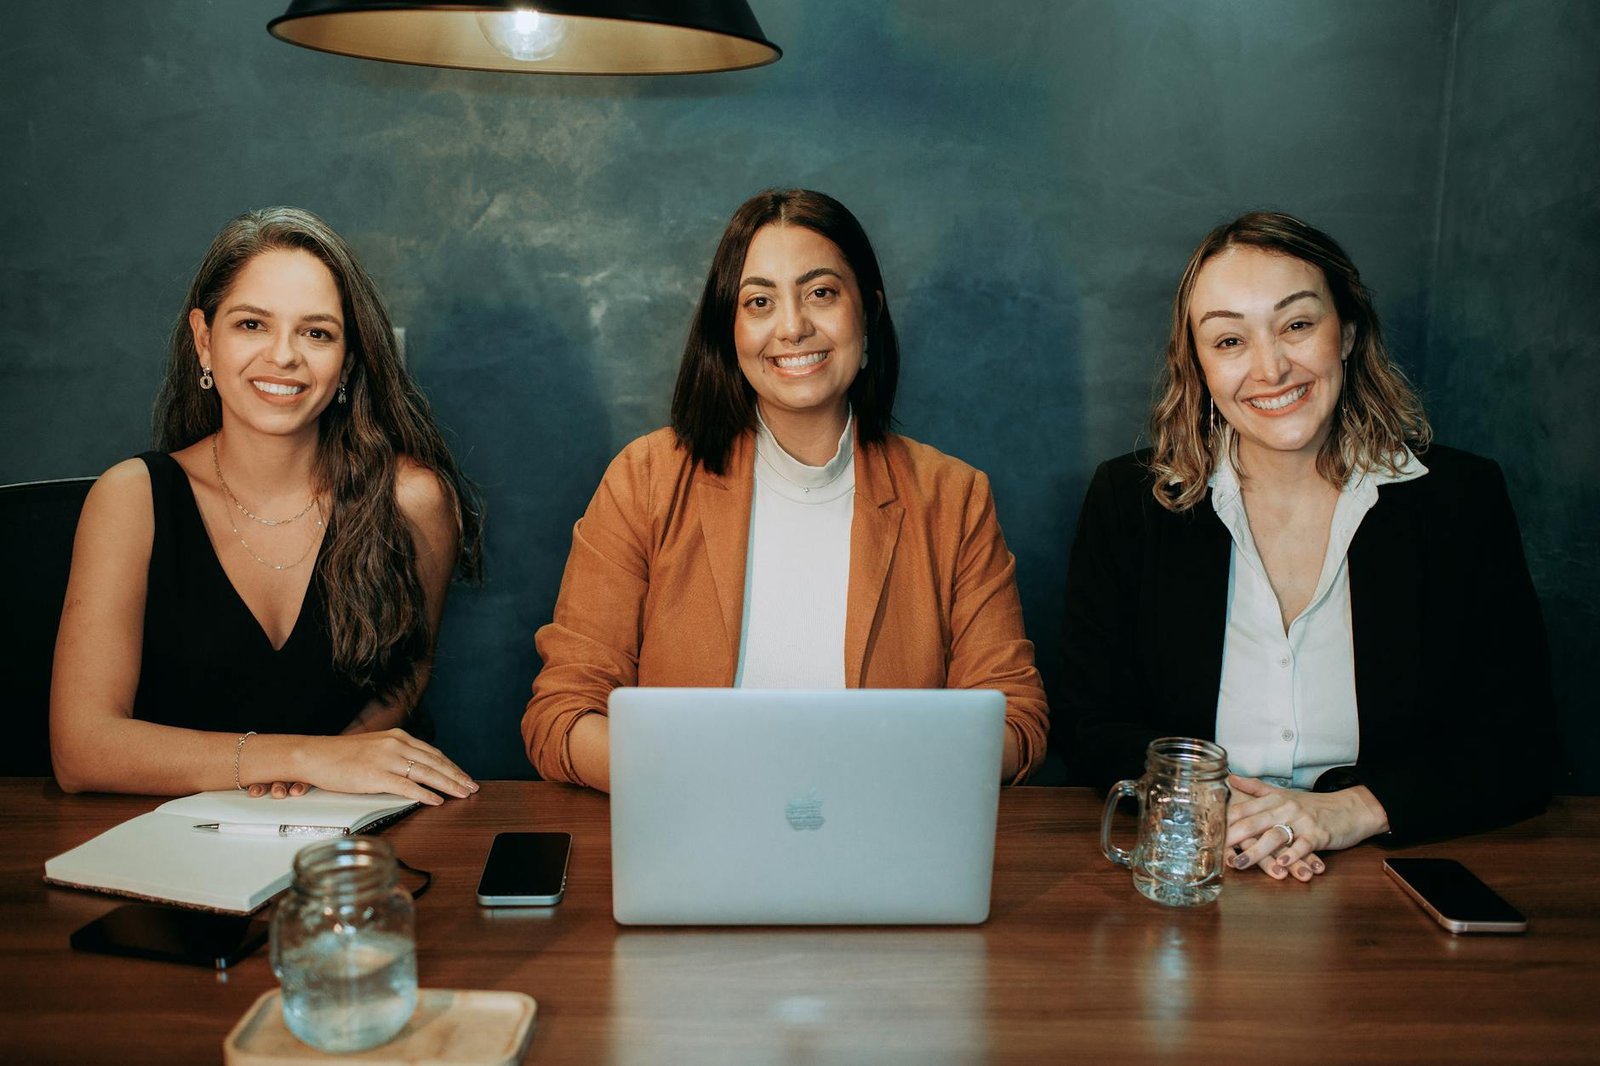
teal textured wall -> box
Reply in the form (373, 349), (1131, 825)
(2, 1), (1592, 787)
(1425, 1), (1600, 792)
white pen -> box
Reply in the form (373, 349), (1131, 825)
(193, 822), (350, 838)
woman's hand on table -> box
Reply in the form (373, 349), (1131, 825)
(250, 729), (478, 806)
(247, 781), (310, 799)
(1225, 774), (1389, 882)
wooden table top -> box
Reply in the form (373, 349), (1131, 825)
(2, 779), (1596, 1064)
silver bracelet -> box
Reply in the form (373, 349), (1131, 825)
(233, 731), (257, 791)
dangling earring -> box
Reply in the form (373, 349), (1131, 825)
(860, 332), (870, 370)
(337, 381), (348, 405)
(1207, 395), (1215, 436)
(199, 366), (214, 390)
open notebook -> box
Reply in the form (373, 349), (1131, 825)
(44, 789), (418, 914)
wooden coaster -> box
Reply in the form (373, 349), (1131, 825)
(224, 988), (536, 1065)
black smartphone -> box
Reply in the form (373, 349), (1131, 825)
(70, 903), (268, 969)
(477, 831), (572, 906)
(1383, 857), (1528, 935)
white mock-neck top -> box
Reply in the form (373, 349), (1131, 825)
(734, 409), (856, 688)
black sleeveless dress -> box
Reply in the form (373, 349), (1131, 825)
(132, 452), (370, 734)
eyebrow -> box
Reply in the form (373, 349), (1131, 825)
(796, 267), (842, 286)
(739, 267), (844, 289)
(1196, 290), (1324, 326)
(222, 303), (341, 325)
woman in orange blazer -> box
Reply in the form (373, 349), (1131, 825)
(522, 190), (1047, 790)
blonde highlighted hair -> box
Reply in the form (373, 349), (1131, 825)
(1148, 210), (1431, 512)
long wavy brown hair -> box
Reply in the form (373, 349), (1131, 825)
(153, 206), (484, 702)
(1148, 210), (1432, 512)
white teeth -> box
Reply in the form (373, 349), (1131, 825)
(1247, 384), (1308, 411)
(773, 352), (827, 369)
(252, 381), (305, 396)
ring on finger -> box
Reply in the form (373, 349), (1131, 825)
(403, 758), (416, 780)
(1272, 822), (1295, 849)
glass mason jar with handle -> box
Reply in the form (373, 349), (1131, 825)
(1100, 737), (1231, 907)
(270, 836), (417, 1052)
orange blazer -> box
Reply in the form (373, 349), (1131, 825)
(521, 427), (1048, 784)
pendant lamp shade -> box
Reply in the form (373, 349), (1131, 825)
(268, 1), (781, 75)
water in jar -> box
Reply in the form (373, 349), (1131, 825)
(1133, 790), (1224, 906)
(278, 929), (417, 1052)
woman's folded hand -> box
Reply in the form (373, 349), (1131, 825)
(1225, 774), (1389, 882)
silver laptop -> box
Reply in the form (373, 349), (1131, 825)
(608, 687), (1005, 925)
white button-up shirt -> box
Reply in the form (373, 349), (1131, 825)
(1211, 447), (1427, 788)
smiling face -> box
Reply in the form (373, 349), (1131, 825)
(1189, 246), (1354, 471)
(733, 223), (868, 443)
(189, 248), (348, 442)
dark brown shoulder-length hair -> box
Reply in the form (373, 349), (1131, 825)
(1149, 210), (1432, 512)
(153, 206), (484, 702)
(671, 188), (899, 474)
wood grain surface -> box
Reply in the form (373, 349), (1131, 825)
(2, 780), (1595, 1064)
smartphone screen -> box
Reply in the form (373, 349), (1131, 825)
(1383, 857), (1528, 934)
(70, 903), (268, 969)
(477, 831), (572, 906)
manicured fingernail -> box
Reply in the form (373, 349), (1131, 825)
(1311, 861), (1325, 873)
(1230, 854), (1249, 869)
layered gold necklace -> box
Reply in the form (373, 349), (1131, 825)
(210, 435), (324, 571)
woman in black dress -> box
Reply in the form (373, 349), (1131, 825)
(51, 207), (483, 804)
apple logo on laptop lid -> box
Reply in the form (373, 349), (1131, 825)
(785, 787), (825, 831)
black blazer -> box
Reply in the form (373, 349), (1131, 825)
(1060, 444), (1557, 843)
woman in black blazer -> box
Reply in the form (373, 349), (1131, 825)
(1062, 211), (1557, 882)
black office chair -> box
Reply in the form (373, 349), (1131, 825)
(0, 476), (96, 775)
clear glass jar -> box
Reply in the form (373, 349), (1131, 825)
(270, 836), (417, 1052)
(1100, 737), (1231, 906)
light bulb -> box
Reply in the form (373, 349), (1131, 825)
(476, 8), (571, 63)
